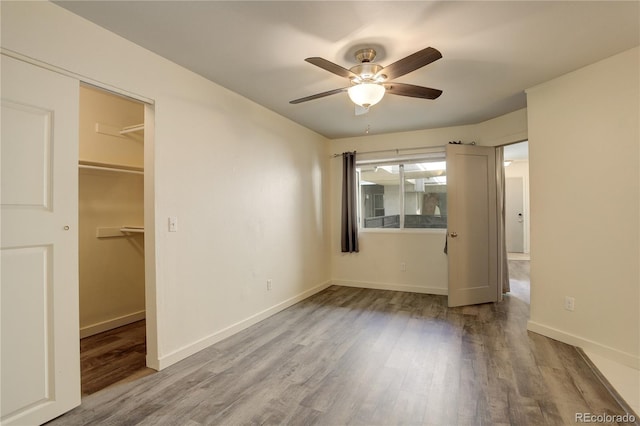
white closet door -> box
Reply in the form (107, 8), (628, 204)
(1, 55), (81, 425)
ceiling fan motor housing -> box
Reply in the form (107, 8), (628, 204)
(350, 63), (385, 83)
(351, 48), (386, 83)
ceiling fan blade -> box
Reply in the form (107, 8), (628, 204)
(384, 83), (443, 99)
(377, 47), (442, 80)
(289, 87), (348, 104)
(305, 57), (358, 79)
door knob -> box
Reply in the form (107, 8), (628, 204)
(449, 232), (458, 238)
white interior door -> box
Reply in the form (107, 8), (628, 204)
(446, 144), (499, 307)
(1, 55), (81, 425)
(505, 176), (525, 253)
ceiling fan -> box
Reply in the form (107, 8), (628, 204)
(290, 47), (443, 111)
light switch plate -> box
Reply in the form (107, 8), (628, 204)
(169, 216), (178, 232)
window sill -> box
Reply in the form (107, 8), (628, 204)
(359, 227), (447, 235)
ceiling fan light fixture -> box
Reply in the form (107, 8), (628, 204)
(347, 83), (385, 108)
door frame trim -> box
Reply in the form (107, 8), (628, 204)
(1, 48), (154, 105)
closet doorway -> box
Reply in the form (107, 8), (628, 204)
(78, 85), (154, 395)
(503, 141), (530, 304)
(503, 141), (530, 260)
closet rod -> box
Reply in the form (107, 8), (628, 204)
(79, 164), (144, 175)
(331, 144), (448, 158)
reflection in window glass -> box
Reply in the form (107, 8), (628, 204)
(357, 158), (447, 229)
(358, 165), (400, 228)
(403, 161), (447, 229)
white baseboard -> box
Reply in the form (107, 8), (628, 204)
(331, 279), (448, 296)
(582, 349), (640, 415)
(156, 281), (332, 370)
(80, 310), (146, 338)
(527, 320), (640, 370)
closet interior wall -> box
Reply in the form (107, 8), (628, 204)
(79, 85), (145, 338)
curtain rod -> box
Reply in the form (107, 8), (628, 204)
(330, 143), (459, 158)
(330, 141), (477, 158)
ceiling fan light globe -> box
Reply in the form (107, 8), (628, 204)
(347, 83), (385, 108)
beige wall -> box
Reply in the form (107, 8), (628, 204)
(78, 86), (145, 336)
(79, 170), (145, 335)
(329, 110), (527, 294)
(80, 85), (144, 168)
(526, 47), (640, 368)
(2, 1), (331, 369)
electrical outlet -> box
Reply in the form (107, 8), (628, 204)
(401, 262), (406, 272)
(564, 296), (575, 311)
(267, 279), (272, 291)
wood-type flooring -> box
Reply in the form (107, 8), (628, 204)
(54, 261), (634, 425)
(80, 320), (153, 396)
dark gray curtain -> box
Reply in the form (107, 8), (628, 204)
(496, 147), (510, 293)
(341, 151), (359, 253)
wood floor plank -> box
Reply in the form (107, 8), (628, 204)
(53, 261), (634, 425)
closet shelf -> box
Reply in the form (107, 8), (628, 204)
(96, 226), (144, 238)
(95, 122), (144, 138)
(79, 161), (143, 175)
(119, 124), (144, 135)
(120, 226), (144, 234)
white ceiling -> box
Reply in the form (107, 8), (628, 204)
(504, 141), (529, 162)
(55, 1), (639, 139)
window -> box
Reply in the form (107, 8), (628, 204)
(356, 155), (447, 229)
